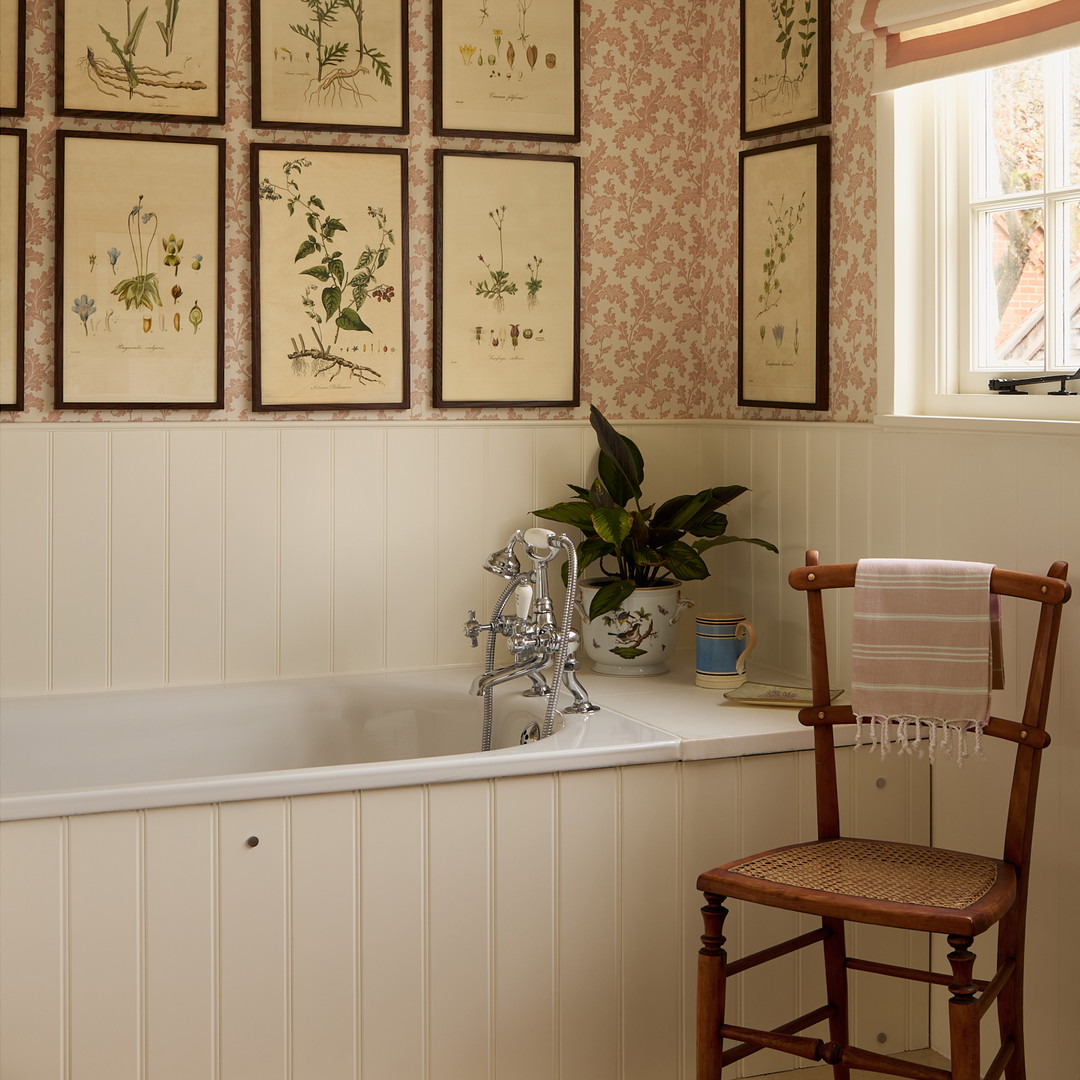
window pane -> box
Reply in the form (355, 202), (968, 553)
(984, 58), (1045, 197)
(1068, 200), (1080, 370)
(989, 206), (1045, 368)
(1070, 49), (1080, 186)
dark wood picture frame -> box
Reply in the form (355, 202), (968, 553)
(0, 127), (26, 410)
(0, 0), (26, 116)
(57, 0), (226, 124)
(738, 136), (829, 411)
(55, 131), (225, 410)
(252, 0), (409, 134)
(251, 143), (410, 411)
(740, 0), (830, 139)
(434, 149), (580, 408)
(433, 0), (580, 142)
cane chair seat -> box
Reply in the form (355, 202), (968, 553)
(701, 837), (1015, 937)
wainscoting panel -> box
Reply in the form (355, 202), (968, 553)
(0, 753), (928, 1080)
(1, 416), (1076, 1074)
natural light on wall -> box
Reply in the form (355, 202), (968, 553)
(854, 1), (1080, 422)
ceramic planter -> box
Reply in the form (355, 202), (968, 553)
(577, 580), (693, 676)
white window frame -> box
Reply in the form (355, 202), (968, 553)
(878, 53), (1080, 425)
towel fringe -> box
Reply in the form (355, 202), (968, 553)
(853, 715), (987, 765)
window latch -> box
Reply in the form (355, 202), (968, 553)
(988, 368), (1079, 396)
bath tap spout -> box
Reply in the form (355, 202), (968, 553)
(470, 654), (550, 696)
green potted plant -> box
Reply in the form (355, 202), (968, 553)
(533, 406), (778, 675)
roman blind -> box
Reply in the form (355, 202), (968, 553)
(850, 1), (1080, 91)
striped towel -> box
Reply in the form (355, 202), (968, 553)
(851, 559), (1002, 762)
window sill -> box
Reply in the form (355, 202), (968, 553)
(876, 412), (1078, 436)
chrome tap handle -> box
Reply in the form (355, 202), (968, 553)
(464, 610), (488, 647)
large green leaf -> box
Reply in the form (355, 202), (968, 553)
(591, 506), (632, 547)
(575, 536), (614, 574)
(532, 500), (596, 533)
(694, 535), (779, 555)
(657, 540), (710, 580)
(588, 476), (614, 510)
(698, 485), (750, 511)
(598, 450), (637, 508)
(587, 578), (637, 620)
(643, 526), (683, 548)
(652, 491), (711, 530)
(630, 546), (666, 567)
(589, 406), (643, 498)
(683, 511), (728, 538)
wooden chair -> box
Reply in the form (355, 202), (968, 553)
(696, 552), (1070, 1080)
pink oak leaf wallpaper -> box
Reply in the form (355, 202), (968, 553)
(1, 0), (877, 423)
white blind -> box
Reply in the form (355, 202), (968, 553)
(850, 1), (1080, 91)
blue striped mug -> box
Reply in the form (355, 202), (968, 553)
(695, 613), (756, 689)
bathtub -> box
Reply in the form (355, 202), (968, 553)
(0, 669), (931, 1079)
(0, 668), (680, 820)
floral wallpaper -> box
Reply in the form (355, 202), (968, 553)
(1, 0), (877, 422)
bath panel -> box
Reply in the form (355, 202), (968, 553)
(0, 751), (929, 1080)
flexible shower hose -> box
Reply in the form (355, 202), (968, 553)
(480, 577), (519, 753)
(540, 535), (579, 740)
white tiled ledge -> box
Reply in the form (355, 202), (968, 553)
(586, 652), (857, 760)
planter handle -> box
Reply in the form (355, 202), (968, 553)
(670, 595), (695, 625)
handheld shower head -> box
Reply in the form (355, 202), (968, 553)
(484, 536), (522, 579)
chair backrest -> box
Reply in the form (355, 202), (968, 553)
(788, 551), (1070, 876)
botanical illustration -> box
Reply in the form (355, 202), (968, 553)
(61, 0), (221, 119)
(436, 151), (576, 405)
(0, 130), (23, 408)
(256, 0), (405, 130)
(470, 204), (546, 351)
(71, 194), (208, 340)
(58, 133), (222, 406)
(259, 157), (395, 386)
(253, 146), (406, 408)
(754, 190), (805, 352)
(743, 0), (823, 134)
(0, 0), (24, 114)
(739, 138), (827, 409)
(438, 0), (576, 138)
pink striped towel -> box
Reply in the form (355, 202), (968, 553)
(851, 559), (1002, 761)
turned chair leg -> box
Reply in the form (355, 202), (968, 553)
(820, 918), (851, 1080)
(947, 935), (981, 1080)
(697, 893), (729, 1080)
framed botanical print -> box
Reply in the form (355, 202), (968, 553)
(252, 0), (408, 133)
(251, 143), (409, 410)
(434, 0), (580, 141)
(738, 136), (829, 411)
(55, 131), (225, 409)
(57, 0), (226, 123)
(741, 0), (830, 139)
(0, 0), (25, 115)
(434, 150), (579, 408)
(0, 128), (25, 409)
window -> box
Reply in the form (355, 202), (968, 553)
(884, 47), (1080, 422)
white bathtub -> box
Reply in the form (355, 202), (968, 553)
(0, 668), (680, 820)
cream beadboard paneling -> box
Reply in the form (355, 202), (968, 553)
(1, 417), (1076, 1077)
(0, 752), (928, 1080)
(0, 816), (66, 1078)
